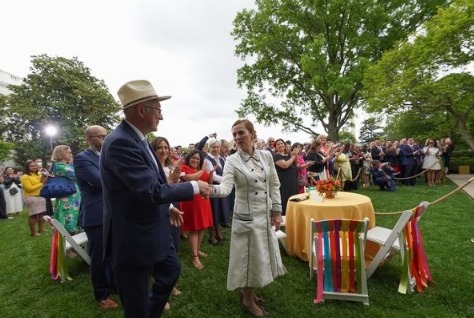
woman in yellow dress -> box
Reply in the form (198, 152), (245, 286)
(333, 144), (352, 190)
(20, 160), (47, 236)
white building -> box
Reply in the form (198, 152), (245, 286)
(0, 69), (22, 96)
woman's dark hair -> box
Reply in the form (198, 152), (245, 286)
(24, 160), (37, 175)
(343, 143), (351, 152)
(291, 142), (302, 151)
(308, 141), (322, 153)
(151, 136), (172, 167)
(184, 149), (204, 170)
(275, 138), (285, 146)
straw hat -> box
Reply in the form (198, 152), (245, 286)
(117, 80), (171, 110)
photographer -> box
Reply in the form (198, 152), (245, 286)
(370, 160), (396, 192)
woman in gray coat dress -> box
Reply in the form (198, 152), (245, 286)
(211, 119), (286, 317)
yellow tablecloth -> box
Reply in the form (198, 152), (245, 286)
(285, 191), (375, 262)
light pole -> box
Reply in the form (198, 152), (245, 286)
(45, 125), (58, 150)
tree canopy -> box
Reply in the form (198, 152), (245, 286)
(358, 116), (383, 143)
(363, 0), (474, 149)
(0, 55), (121, 164)
(232, 0), (447, 141)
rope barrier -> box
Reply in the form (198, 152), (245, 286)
(374, 176), (474, 216)
(394, 159), (442, 180)
(337, 166), (362, 182)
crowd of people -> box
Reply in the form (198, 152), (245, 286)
(0, 78), (457, 317)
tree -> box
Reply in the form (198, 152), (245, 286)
(232, 0), (447, 140)
(1, 55), (121, 163)
(383, 109), (460, 143)
(363, 0), (474, 150)
(0, 140), (14, 163)
(338, 130), (356, 144)
(358, 117), (383, 143)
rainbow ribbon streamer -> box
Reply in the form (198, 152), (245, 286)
(49, 230), (72, 282)
(314, 219), (365, 303)
(398, 205), (433, 294)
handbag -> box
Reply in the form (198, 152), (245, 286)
(39, 176), (77, 199)
(9, 187), (19, 195)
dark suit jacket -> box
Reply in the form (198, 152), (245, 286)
(371, 146), (385, 161)
(100, 121), (194, 267)
(400, 144), (419, 166)
(74, 148), (103, 228)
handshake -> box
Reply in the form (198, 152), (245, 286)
(197, 180), (213, 198)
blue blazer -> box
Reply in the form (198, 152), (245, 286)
(74, 148), (103, 228)
(100, 121), (194, 267)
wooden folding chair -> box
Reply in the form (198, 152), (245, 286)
(309, 218), (370, 305)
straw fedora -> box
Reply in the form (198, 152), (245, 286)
(117, 80), (171, 110)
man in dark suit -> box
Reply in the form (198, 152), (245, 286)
(371, 140), (385, 162)
(100, 80), (211, 318)
(400, 137), (420, 186)
(370, 160), (396, 191)
(74, 125), (118, 309)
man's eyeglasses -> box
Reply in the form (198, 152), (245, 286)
(144, 106), (162, 115)
(90, 135), (107, 139)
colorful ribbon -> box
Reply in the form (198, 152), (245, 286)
(49, 230), (72, 282)
(314, 219), (367, 303)
(398, 205), (433, 293)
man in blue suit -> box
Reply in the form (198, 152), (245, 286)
(400, 137), (420, 186)
(74, 125), (118, 309)
(100, 80), (212, 318)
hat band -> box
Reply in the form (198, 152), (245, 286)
(123, 95), (158, 109)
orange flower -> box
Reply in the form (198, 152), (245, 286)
(315, 177), (341, 196)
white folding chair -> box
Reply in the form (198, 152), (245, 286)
(272, 225), (289, 255)
(365, 210), (413, 278)
(43, 215), (90, 265)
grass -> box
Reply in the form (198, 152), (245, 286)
(1, 178), (473, 318)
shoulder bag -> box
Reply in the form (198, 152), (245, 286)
(39, 175), (76, 199)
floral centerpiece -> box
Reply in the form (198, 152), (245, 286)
(316, 177), (341, 198)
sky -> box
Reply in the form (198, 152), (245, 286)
(1, 0), (324, 147)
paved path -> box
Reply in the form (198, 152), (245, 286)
(445, 174), (474, 199)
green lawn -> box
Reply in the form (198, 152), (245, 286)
(1, 178), (473, 318)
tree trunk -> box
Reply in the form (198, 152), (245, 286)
(326, 121), (340, 142)
(457, 117), (474, 151)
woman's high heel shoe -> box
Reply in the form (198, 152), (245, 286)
(239, 293), (266, 317)
(192, 255), (204, 270)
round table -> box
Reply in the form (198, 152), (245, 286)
(285, 191), (375, 262)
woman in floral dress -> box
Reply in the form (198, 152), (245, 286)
(50, 145), (81, 234)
